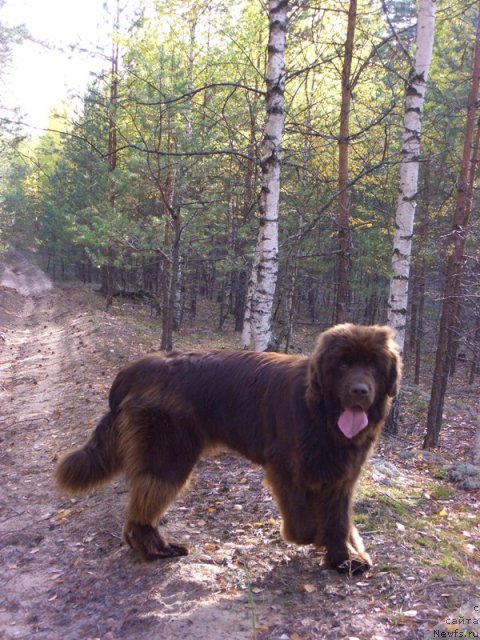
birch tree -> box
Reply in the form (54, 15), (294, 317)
(387, 0), (436, 354)
(241, 0), (288, 351)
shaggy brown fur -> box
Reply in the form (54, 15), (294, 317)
(54, 323), (401, 574)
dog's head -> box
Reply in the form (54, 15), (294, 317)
(307, 323), (402, 439)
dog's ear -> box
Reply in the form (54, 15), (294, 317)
(308, 361), (323, 401)
(307, 353), (323, 401)
(307, 331), (330, 402)
(308, 325), (351, 401)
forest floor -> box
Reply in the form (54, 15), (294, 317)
(0, 249), (479, 640)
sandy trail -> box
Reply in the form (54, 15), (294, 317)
(1, 252), (477, 640)
(0, 254), (269, 639)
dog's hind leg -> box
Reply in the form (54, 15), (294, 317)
(123, 474), (190, 560)
(120, 409), (201, 561)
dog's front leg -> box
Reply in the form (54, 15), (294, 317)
(312, 485), (371, 575)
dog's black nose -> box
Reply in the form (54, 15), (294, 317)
(351, 382), (369, 397)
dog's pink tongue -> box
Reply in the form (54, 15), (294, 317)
(338, 408), (369, 439)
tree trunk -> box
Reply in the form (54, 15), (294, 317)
(387, 0), (436, 353)
(165, 216), (181, 350)
(384, 0), (436, 435)
(108, 0), (119, 200)
(409, 159), (431, 384)
(108, 66), (118, 174)
(101, 258), (115, 310)
(424, 11), (480, 449)
(473, 413), (480, 466)
(284, 254), (298, 353)
(469, 314), (480, 385)
(242, 0), (288, 351)
(234, 269), (247, 332)
(335, 0), (357, 324)
(411, 263), (426, 385)
(102, 0), (120, 312)
(160, 168), (177, 352)
(449, 116), (480, 377)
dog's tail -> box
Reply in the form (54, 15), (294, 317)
(54, 412), (122, 494)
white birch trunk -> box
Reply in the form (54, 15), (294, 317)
(241, 0), (288, 351)
(387, 0), (436, 354)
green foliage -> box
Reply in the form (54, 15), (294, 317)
(1, 0), (479, 336)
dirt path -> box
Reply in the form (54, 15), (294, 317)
(0, 253), (478, 640)
(0, 255), (256, 639)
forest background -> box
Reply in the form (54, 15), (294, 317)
(1, 0), (480, 452)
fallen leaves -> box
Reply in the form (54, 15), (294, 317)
(2, 269), (480, 640)
(463, 542), (479, 557)
(297, 583), (317, 594)
(54, 508), (77, 525)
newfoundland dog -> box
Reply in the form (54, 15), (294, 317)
(54, 323), (401, 574)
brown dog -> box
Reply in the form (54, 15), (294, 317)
(54, 323), (401, 574)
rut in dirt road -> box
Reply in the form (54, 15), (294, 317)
(0, 260), (65, 504)
(0, 259), (260, 640)
(0, 260), (118, 639)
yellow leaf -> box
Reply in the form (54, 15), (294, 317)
(463, 543), (478, 556)
(55, 508), (75, 524)
(298, 583), (317, 594)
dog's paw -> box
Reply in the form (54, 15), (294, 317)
(161, 542), (189, 558)
(325, 549), (372, 576)
(335, 556), (372, 575)
(124, 522), (189, 561)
